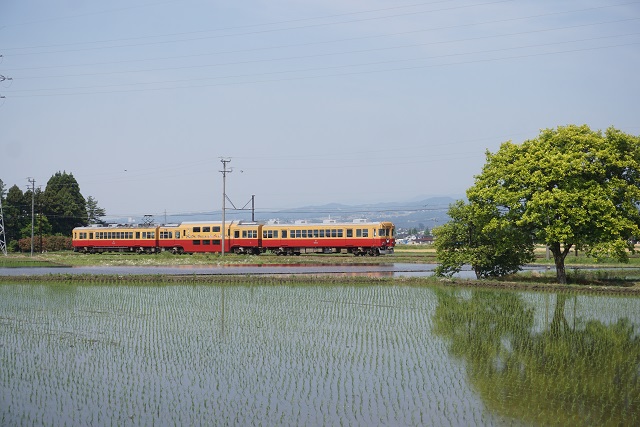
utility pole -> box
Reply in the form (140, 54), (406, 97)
(28, 178), (35, 257)
(220, 158), (231, 256)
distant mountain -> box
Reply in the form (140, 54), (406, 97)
(104, 197), (460, 230)
(280, 198), (457, 229)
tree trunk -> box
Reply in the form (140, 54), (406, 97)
(550, 242), (572, 284)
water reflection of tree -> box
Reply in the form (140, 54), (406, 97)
(433, 290), (640, 426)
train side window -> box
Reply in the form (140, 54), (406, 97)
(193, 227), (201, 233)
(274, 230), (278, 238)
(282, 230), (287, 238)
(347, 229), (353, 238)
(235, 231), (240, 238)
(319, 230), (324, 238)
(193, 240), (201, 245)
(213, 240), (221, 245)
(213, 226), (221, 232)
(89, 232), (93, 239)
(175, 231), (180, 238)
(203, 240), (210, 245)
(338, 229), (343, 238)
(203, 226), (210, 232)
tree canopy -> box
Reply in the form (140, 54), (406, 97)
(0, 172), (105, 251)
(42, 171), (88, 236)
(460, 124), (640, 284)
(434, 200), (534, 279)
(436, 125), (640, 283)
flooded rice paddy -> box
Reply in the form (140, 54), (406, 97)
(0, 282), (638, 426)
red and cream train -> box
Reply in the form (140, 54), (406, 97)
(72, 220), (395, 256)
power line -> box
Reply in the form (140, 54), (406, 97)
(7, 38), (639, 98)
(1, 0), (519, 53)
(12, 19), (640, 81)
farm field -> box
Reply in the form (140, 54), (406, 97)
(0, 281), (638, 426)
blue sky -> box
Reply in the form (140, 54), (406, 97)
(1, 0), (639, 220)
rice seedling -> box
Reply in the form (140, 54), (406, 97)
(0, 281), (638, 425)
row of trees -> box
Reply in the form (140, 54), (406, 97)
(0, 172), (105, 252)
(434, 125), (640, 284)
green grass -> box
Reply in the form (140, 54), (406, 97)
(0, 257), (67, 268)
(0, 247), (436, 267)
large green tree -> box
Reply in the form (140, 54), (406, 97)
(42, 171), (87, 236)
(4, 185), (29, 247)
(434, 200), (534, 279)
(467, 125), (640, 284)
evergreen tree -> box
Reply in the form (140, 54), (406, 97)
(86, 196), (106, 225)
(43, 171), (87, 235)
(4, 185), (29, 247)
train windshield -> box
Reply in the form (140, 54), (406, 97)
(379, 227), (395, 237)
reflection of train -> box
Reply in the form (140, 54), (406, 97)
(72, 220), (395, 256)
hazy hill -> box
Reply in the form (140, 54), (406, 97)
(107, 197), (459, 230)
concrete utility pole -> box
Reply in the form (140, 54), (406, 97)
(220, 158), (232, 256)
(28, 178), (35, 257)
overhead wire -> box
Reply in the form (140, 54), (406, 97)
(6, 38), (639, 98)
(3, 1), (638, 99)
(9, 18), (639, 80)
(2, 0), (520, 54)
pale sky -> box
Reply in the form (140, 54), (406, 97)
(1, 0), (639, 220)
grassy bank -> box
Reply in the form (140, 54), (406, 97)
(0, 247), (438, 267)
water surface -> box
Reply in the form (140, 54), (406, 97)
(1, 282), (637, 426)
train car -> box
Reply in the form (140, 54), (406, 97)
(262, 220), (395, 256)
(158, 222), (230, 254)
(229, 221), (262, 254)
(72, 224), (159, 253)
